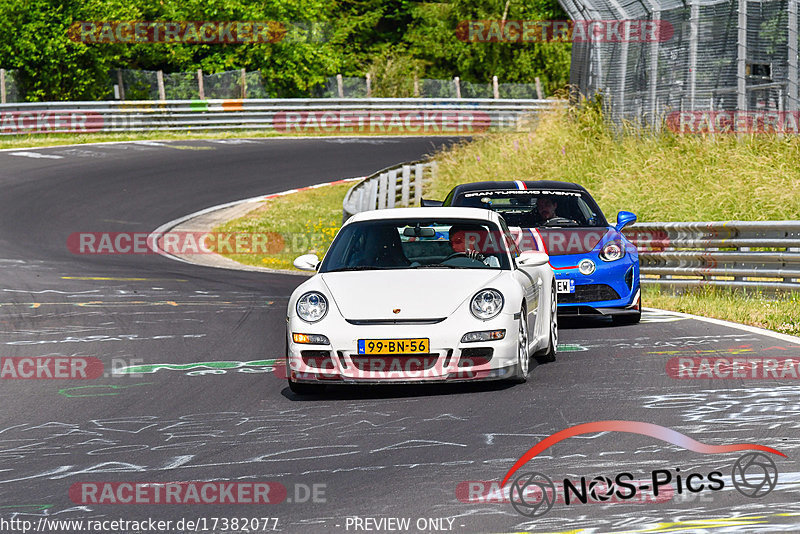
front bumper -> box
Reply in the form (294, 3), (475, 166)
(551, 253), (639, 315)
(287, 311), (522, 384)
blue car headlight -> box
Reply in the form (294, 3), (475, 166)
(599, 241), (624, 262)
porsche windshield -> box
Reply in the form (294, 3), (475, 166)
(320, 219), (513, 272)
(456, 189), (607, 228)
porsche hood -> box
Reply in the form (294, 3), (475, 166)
(320, 270), (503, 320)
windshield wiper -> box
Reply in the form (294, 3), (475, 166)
(412, 264), (473, 269)
(325, 266), (393, 272)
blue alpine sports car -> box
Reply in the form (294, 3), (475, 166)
(423, 180), (641, 324)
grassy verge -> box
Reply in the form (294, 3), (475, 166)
(644, 286), (800, 337)
(0, 129), (465, 150)
(214, 182), (352, 271)
(216, 106), (800, 337)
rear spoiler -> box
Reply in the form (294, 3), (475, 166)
(420, 199), (443, 207)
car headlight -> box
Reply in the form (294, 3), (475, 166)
(470, 289), (504, 320)
(578, 259), (596, 275)
(296, 292), (328, 323)
(600, 241), (624, 262)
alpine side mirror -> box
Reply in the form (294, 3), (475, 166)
(420, 199), (443, 207)
(615, 211), (637, 231)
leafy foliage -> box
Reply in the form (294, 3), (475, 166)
(0, 0), (569, 101)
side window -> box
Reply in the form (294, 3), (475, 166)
(443, 189), (456, 206)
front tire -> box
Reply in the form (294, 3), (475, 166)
(288, 379), (326, 395)
(510, 308), (530, 383)
(613, 291), (641, 325)
(535, 283), (558, 364)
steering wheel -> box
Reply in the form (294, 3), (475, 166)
(443, 251), (484, 262)
(543, 216), (579, 226)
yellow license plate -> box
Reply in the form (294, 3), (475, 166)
(357, 338), (429, 355)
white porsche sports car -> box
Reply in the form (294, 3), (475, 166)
(285, 207), (557, 394)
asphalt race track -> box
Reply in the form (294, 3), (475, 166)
(0, 137), (798, 534)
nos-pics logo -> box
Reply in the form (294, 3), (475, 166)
(502, 421), (784, 519)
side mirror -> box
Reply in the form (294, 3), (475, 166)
(420, 199), (443, 207)
(293, 253), (320, 271)
(615, 211), (637, 231)
(517, 251), (550, 267)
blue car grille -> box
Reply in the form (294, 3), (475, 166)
(559, 284), (621, 304)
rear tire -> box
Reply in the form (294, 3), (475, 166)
(510, 308), (530, 383)
(535, 283), (557, 364)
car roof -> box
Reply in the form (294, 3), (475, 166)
(447, 180), (590, 197)
(347, 207), (498, 224)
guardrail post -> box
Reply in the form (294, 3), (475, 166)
(197, 69), (205, 100)
(414, 164), (424, 206)
(157, 70), (166, 101)
(401, 165), (411, 206)
(492, 76), (499, 99)
(117, 69), (125, 100)
(454, 77), (461, 99)
(241, 68), (247, 99)
(377, 173), (388, 209)
(387, 170), (397, 208)
(535, 77), (543, 99)
(336, 74), (344, 98)
(414, 76), (420, 97)
(0, 69), (5, 104)
(366, 73), (372, 98)
(368, 178), (378, 210)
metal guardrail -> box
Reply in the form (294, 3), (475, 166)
(342, 160), (437, 223)
(0, 98), (565, 135)
(626, 221), (800, 291)
(343, 172), (800, 291)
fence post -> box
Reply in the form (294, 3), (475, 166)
(387, 170), (397, 208)
(688, 0), (699, 111)
(401, 165), (411, 206)
(454, 76), (461, 99)
(241, 68), (247, 99)
(197, 69), (205, 100)
(414, 76), (420, 97)
(788, 0), (798, 112)
(157, 70), (166, 101)
(535, 77), (543, 99)
(366, 73), (372, 98)
(377, 173), (388, 209)
(492, 76), (499, 99)
(649, 10), (661, 130)
(117, 69), (125, 100)
(336, 74), (344, 98)
(737, 0), (747, 119)
(414, 164), (424, 206)
(0, 69), (5, 104)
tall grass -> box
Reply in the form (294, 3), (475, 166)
(428, 105), (800, 222)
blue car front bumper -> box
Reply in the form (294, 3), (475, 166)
(550, 252), (640, 316)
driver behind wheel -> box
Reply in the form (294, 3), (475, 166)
(535, 195), (558, 222)
(447, 225), (500, 267)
